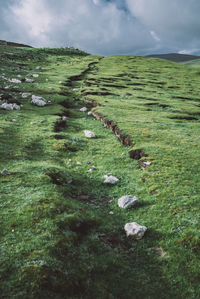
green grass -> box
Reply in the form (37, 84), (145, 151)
(0, 46), (200, 298)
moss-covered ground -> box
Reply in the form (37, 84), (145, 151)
(0, 46), (199, 298)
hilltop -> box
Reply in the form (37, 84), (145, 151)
(0, 46), (199, 298)
(0, 39), (33, 48)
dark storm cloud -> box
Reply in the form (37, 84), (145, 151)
(0, 0), (200, 55)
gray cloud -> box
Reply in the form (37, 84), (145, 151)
(0, 0), (200, 55)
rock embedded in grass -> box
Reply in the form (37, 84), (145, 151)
(1, 103), (21, 110)
(124, 222), (147, 240)
(80, 107), (88, 112)
(9, 78), (21, 84)
(88, 166), (96, 172)
(84, 130), (96, 138)
(104, 175), (119, 184)
(31, 95), (47, 107)
(25, 78), (34, 83)
(118, 195), (139, 209)
(1, 169), (10, 175)
(88, 111), (92, 116)
(22, 92), (31, 98)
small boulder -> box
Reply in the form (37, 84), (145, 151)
(118, 195), (139, 209)
(88, 111), (92, 116)
(12, 104), (21, 110)
(9, 78), (21, 84)
(25, 78), (34, 83)
(84, 130), (96, 138)
(22, 93), (31, 98)
(1, 103), (14, 110)
(31, 95), (46, 107)
(88, 166), (96, 173)
(124, 222), (147, 240)
(104, 175), (119, 184)
(1, 169), (10, 175)
(61, 116), (68, 121)
(80, 107), (88, 112)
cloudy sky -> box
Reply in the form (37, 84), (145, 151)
(0, 0), (200, 56)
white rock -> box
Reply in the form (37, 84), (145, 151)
(17, 75), (22, 78)
(88, 166), (96, 173)
(59, 81), (63, 84)
(1, 169), (10, 175)
(13, 104), (21, 110)
(30, 122), (37, 125)
(143, 161), (151, 166)
(80, 107), (88, 112)
(124, 222), (147, 240)
(88, 111), (92, 116)
(76, 162), (82, 165)
(9, 79), (21, 84)
(104, 175), (119, 184)
(118, 195), (139, 209)
(22, 93), (31, 98)
(25, 78), (34, 83)
(46, 78), (48, 82)
(84, 130), (96, 138)
(61, 116), (68, 121)
(32, 74), (39, 78)
(31, 95), (46, 107)
(1, 103), (13, 110)
(35, 66), (41, 70)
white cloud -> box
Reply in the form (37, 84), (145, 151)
(0, 0), (200, 55)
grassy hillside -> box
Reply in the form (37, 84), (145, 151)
(146, 53), (200, 63)
(182, 58), (200, 66)
(0, 46), (199, 298)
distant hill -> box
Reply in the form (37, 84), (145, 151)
(0, 40), (32, 48)
(146, 53), (200, 63)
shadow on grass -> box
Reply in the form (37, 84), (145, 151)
(37, 166), (179, 299)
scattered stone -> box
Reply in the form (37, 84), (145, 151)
(1, 103), (20, 110)
(109, 211), (114, 215)
(12, 104), (21, 110)
(76, 162), (82, 165)
(17, 75), (22, 78)
(80, 107), (88, 112)
(25, 78), (34, 83)
(30, 122), (36, 125)
(61, 116), (68, 121)
(1, 169), (10, 175)
(88, 111), (92, 116)
(143, 161), (151, 166)
(59, 81), (63, 84)
(118, 195), (139, 209)
(88, 166), (96, 172)
(73, 88), (79, 91)
(35, 66), (41, 70)
(124, 222), (147, 240)
(84, 130), (96, 138)
(31, 95), (46, 107)
(33, 74), (39, 78)
(104, 175), (119, 184)
(9, 78), (21, 84)
(22, 92), (31, 98)
(41, 120), (47, 123)
(46, 78), (48, 82)
(86, 161), (91, 165)
(11, 119), (16, 122)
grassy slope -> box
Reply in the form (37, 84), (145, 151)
(0, 47), (199, 298)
